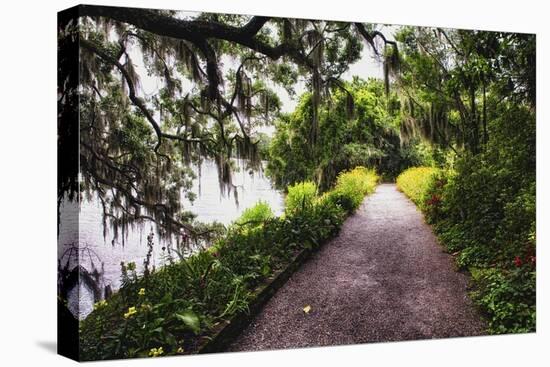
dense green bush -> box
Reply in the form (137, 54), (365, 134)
(234, 200), (274, 227)
(324, 167), (379, 213)
(80, 168), (379, 360)
(470, 266), (536, 334)
(396, 166), (440, 207)
(285, 181), (318, 214)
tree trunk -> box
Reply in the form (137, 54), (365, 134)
(469, 83), (479, 154)
(482, 76), (488, 146)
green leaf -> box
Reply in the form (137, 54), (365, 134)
(164, 331), (177, 346)
(160, 292), (173, 304)
(261, 263), (271, 277)
(175, 311), (201, 334)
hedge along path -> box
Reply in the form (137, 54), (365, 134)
(227, 183), (486, 351)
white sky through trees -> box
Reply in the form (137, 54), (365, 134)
(122, 11), (397, 134)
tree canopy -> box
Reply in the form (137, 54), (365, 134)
(58, 5), (399, 241)
(395, 27), (535, 154)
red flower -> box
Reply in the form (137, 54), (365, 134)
(513, 256), (523, 267)
(425, 194), (441, 206)
(528, 255), (536, 266)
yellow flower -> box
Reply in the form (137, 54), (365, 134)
(123, 306), (137, 319)
(138, 288), (146, 296)
(93, 300), (108, 310)
(148, 347), (164, 357)
(177, 347), (184, 354)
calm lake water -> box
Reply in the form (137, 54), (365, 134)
(58, 160), (284, 319)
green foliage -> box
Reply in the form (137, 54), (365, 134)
(235, 201), (274, 227)
(80, 168), (379, 360)
(395, 27), (535, 155)
(435, 106), (535, 263)
(470, 267), (536, 334)
(175, 310), (201, 335)
(418, 170), (448, 224)
(325, 167), (379, 213)
(285, 181), (318, 214)
(396, 167), (440, 207)
(395, 105), (535, 335)
(267, 78), (427, 190)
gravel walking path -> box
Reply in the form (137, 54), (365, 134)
(227, 184), (486, 352)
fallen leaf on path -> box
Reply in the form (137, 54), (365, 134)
(303, 305), (312, 314)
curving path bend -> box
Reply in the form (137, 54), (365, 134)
(228, 184), (486, 352)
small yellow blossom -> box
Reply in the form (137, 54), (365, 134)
(177, 347), (184, 354)
(138, 288), (146, 296)
(123, 306), (137, 319)
(93, 300), (108, 310)
(148, 347), (164, 357)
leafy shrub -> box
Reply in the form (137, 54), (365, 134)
(235, 200), (274, 227)
(435, 106), (535, 265)
(325, 167), (378, 213)
(285, 181), (318, 214)
(495, 182), (536, 261)
(470, 266), (536, 334)
(322, 190), (356, 214)
(420, 170), (448, 224)
(396, 166), (440, 206)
